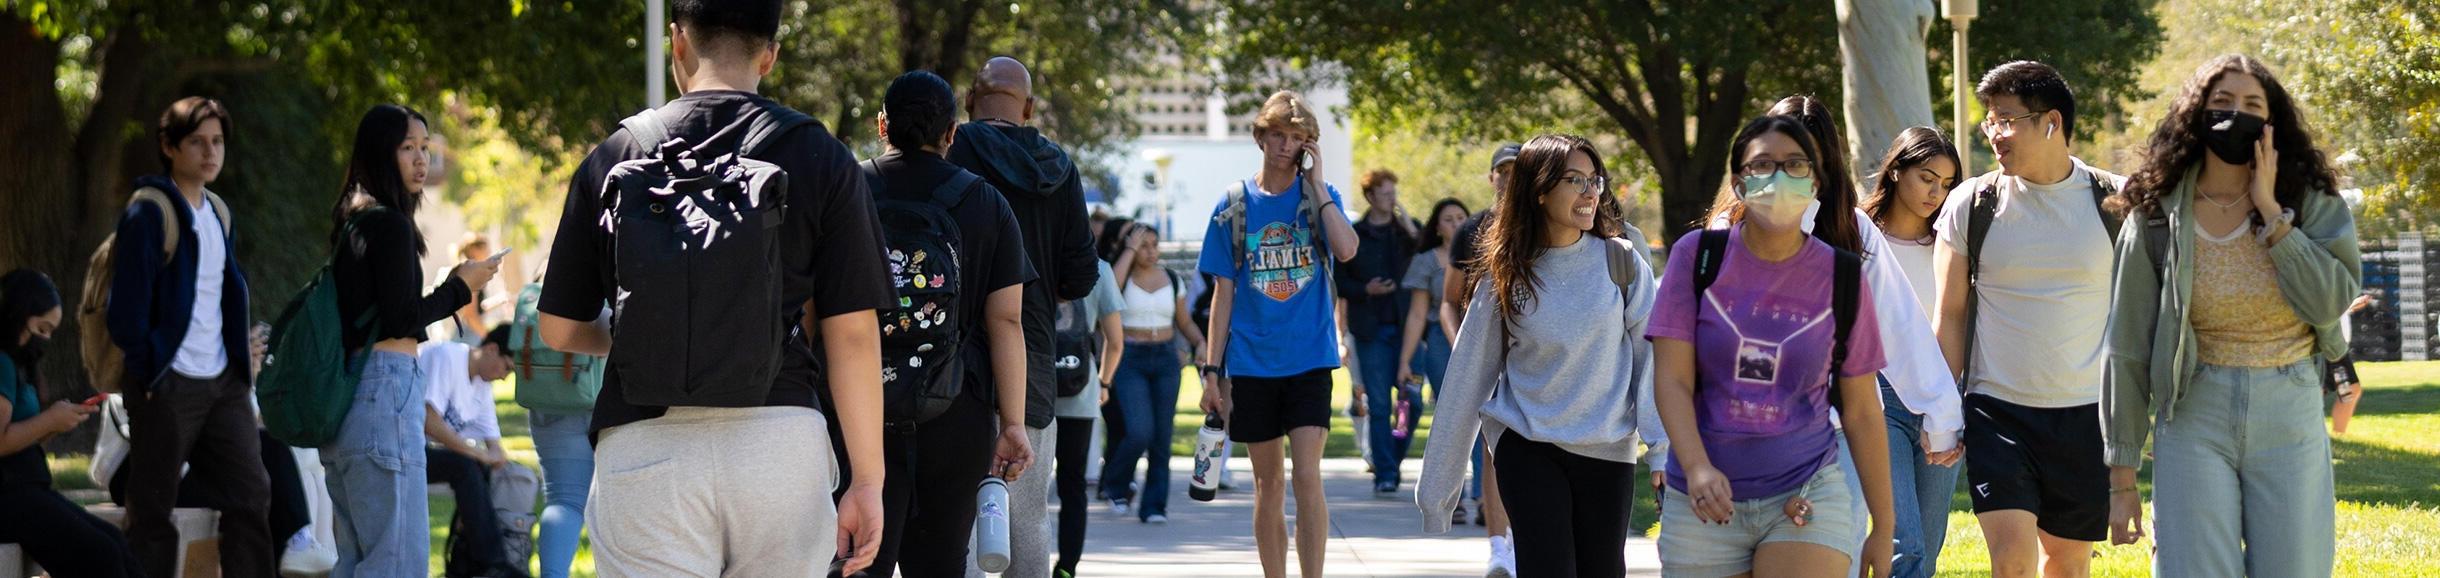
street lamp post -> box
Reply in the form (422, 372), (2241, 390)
(1946, 0), (1977, 172)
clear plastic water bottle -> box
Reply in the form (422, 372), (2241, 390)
(1190, 414), (1228, 502)
(975, 477), (1011, 572)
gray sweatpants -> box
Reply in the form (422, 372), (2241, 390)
(971, 420), (1057, 578)
(590, 406), (839, 578)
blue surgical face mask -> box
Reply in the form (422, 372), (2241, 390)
(1739, 172), (1816, 227)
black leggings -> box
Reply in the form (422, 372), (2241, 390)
(1495, 430), (1635, 578)
(1054, 416), (1093, 574)
(0, 483), (140, 577)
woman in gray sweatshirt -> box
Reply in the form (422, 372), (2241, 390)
(1415, 134), (1660, 577)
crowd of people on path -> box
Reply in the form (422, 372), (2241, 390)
(0, 1), (2366, 577)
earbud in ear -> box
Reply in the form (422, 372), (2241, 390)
(2046, 123), (2056, 139)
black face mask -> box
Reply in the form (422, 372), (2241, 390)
(2199, 109), (2268, 165)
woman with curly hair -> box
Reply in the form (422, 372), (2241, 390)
(2101, 54), (2360, 577)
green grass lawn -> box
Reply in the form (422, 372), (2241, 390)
(51, 362), (2440, 577)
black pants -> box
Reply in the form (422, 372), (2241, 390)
(1496, 430), (1634, 578)
(0, 483), (139, 577)
(1053, 416), (1094, 574)
(110, 428), (312, 565)
(428, 448), (509, 576)
(124, 370), (273, 578)
(834, 391), (998, 578)
(1095, 398), (1124, 500)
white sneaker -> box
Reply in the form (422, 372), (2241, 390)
(281, 530), (337, 575)
(1486, 535), (1517, 578)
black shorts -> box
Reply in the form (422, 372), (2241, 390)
(1963, 394), (2109, 541)
(1225, 368), (1335, 443)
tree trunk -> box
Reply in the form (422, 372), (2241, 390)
(1837, 0), (1940, 175)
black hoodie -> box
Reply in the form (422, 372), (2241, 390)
(947, 121), (1099, 429)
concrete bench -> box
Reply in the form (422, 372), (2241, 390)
(83, 506), (222, 578)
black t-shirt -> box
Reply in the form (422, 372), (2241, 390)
(1448, 210), (1493, 286)
(539, 91), (897, 437)
(866, 150), (1038, 405)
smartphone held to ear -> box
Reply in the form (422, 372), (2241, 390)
(487, 247), (513, 262)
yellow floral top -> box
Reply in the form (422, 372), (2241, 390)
(2190, 221), (2315, 367)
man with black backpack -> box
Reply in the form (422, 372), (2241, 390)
(944, 56), (1099, 578)
(849, 70), (1036, 578)
(535, 1), (896, 574)
(1931, 61), (2127, 578)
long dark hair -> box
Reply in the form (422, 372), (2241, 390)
(1718, 115), (1854, 252)
(1418, 197), (1470, 252)
(0, 269), (59, 383)
(329, 104), (432, 254)
(1477, 134), (1622, 319)
(1862, 126), (1963, 229)
(1701, 96), (1864, 254)
(2112, 54), (2339, 221)
(1097, 217), (1156, 265)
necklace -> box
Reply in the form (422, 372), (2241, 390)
(2198, 190), (2246, 211)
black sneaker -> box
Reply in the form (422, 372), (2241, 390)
(1373, 481), (1398, 498)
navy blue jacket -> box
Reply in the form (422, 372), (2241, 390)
(106, 176), (251, 394)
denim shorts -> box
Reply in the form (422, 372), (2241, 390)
(1658, 462), (1860, 578)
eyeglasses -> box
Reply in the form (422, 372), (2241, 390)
(1558, 175), (1608, 197)
(1981, 110), (2046, 134)
(1738, 158), (1814, 179)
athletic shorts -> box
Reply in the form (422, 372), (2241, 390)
(1226, 368), (1335, 443)
(1963, 394), (2109, 542)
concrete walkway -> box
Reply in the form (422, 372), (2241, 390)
(1066, 457), (1661, 577)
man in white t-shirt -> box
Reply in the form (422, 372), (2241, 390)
(420, 325), (518, 576)
(1931, 60), (2125, 578)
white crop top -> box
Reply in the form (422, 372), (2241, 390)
(1120, 274), (1176, 330)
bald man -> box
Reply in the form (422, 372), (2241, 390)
(946, 56), (1100, 578)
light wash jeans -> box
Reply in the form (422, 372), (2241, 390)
(529, 409), (595, 578)
(320, 351), (428, 578)
(2153, 359), (2334, 577)
(1879, 382), (1960, 578)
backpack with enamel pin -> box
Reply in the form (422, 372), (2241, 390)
(862, 160), (977, 425)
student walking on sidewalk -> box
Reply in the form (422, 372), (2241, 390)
(1417, 134), (1659, 577)
(2102, 54), (2359, 577)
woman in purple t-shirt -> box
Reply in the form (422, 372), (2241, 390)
(1650, 115), (1896, 578)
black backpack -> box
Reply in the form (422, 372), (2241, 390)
(861, 160), (980, 425)
(600, 104), (809, 407)
(1689, 228), (1863, 406)
(1052, 297), (1096, 398)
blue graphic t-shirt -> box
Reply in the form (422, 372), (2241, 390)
(1197, 176), (1345, 379)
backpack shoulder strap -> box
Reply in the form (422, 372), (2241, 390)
(2089, 171), (2123, 240)
(859, 159), (886, 196)
(1830, 247), (1863, 382)
(741, 104), (815, 158)
(201, 191), (233, 232)
(930, 170), (982, 207)
(1224, 181), (1252, 270)
(1692, 228), (1731, 296)
(618, 110), (673, 157)
(132, 187), (182, 258)
(1603, 236), (1635, 297)
(1961, 176), (2000, 389)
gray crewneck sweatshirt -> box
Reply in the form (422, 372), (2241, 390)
(1416, 233), (1659, 534)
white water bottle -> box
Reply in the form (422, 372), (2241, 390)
(1190, 414), (1228, 502)
(976, 477), (1011, 572)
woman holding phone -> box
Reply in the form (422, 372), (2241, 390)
(0, 269), (142, 577)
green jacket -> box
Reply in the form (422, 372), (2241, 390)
(2102, 165), (2360, 468)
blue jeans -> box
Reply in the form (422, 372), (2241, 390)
(319, 351), (428, 578)
(1355, 325), (1417, 487)
(528, 409), (594, 578)
(2153, 360), (2334, 577)
(1102, 341), (1182, 518)
(1880, 382), (1959, 578)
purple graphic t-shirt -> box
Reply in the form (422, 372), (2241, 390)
(1649, 226), (1886, 499)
